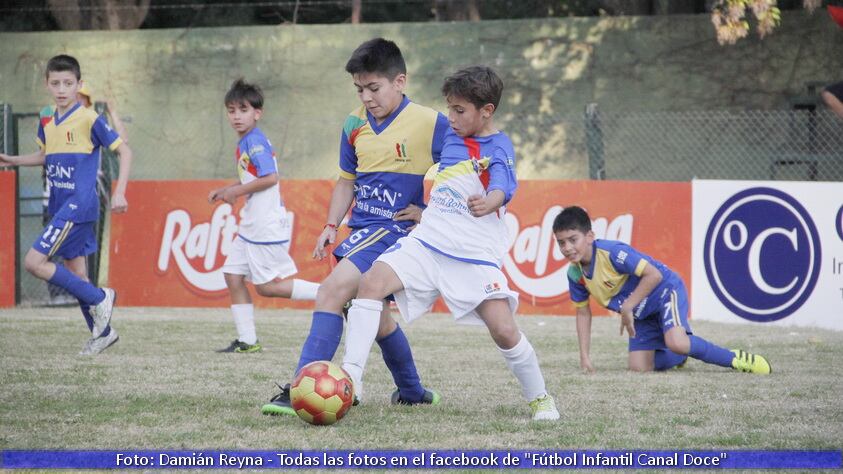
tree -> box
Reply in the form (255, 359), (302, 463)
(710, 0), (821, 44)
(48, 0), (150, 30)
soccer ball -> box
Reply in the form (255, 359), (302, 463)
(290, 360), (354, 425)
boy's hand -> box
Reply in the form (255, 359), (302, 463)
(0, 153), (16, 166)
(394, 204), (422, 230)
(111, 193), (128, 213)
(619, 308), (636, 338)
(208, 188), (221, 203)
(580, 357), (596, 374)
(467, 194), (494, 217)
(313, 225), (337, 260)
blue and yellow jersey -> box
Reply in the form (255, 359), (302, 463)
(411, 128), (517, 267)
(568, 239), (680, 318)
(36, 102), (122, 223)
(339, 96), (449, 230)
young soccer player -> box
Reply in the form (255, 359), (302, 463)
(209, 79), (320, 353)
(0, 54), (132, 355)
(553, 205), (772, 374)
(340, 66), (561, 421)
(261, 38), (448, 415)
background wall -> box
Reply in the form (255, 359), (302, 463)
(1, 12), (841, 181)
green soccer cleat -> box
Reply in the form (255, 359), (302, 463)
(261, 383), (296, 416)
(216, 339), (262, 353)
(731, 349), (771, 374)
(529, 394), (560, 421)
(391, 388), (441, 406)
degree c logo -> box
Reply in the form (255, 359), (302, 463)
(704, 187), (821, 322)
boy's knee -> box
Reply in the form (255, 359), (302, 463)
(23, 252), (46, 275)
(254, 285), (272, 297)
(357, 272), (384, 300)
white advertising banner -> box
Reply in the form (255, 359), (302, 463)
(692, 180), (843, 330)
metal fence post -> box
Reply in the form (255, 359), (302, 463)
(584, 103), (605, 180)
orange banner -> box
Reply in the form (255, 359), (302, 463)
(0, 170), (16, 307)
(109, 179), (691, 315)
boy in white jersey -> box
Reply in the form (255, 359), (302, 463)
(341, 66), (560, 421)
(209, 79), (319, 353)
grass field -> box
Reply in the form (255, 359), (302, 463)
(1, 306), (841, 456)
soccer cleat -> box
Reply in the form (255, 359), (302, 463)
(529, 394), (560, 421)
(216, 339), (262, 353)
(89, 288), (116, 339)
(79, 329), (119, 356)
(391, 388), (441, 406)
(261, 383), (296, 416)
(731, 349), (771, 374)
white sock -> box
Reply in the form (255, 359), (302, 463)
(231, 304), (257, 345)
(291, 279), (319, 300)
(499, 332), (547, 401)
(341, 298), (383, 401)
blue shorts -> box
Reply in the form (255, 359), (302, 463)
(32, 216), (97, 260)
(333, 225), (403, 274)
(628, 280), (693, 352)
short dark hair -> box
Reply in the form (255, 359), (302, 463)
(45, 54), (81, 80)
(345, 38), (406, 80)
(441, 66), (504, 110)
(552, 206), (592, 234)
(224, 78), (263, 109)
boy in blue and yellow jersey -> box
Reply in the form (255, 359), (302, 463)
(262, 38), (447, 416)
(553, 206), (771, 374)
(210, 79), (319, 354)
(0, 55), (133, 355)
(341, 66), (560, 421)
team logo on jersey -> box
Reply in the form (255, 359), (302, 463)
(602, 280), (616, 290)
(394, 141), (410, 162)
(65, 130), (76, 145)
(484, 282), (501, 294)
(703, 187), (821, 322)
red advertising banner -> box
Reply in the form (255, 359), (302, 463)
(110, 179), (691, 315)
(0, 170), (16, 307)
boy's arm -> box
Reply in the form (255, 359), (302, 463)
(110, 142), (133, 213)
(313, 176), (355, 260)
(0, 150), (46, 167)
(105, 98), (130, 144)
(618, 263), (663, 337)
(214, 173), (277, 205)
(576, 305), (596, 374)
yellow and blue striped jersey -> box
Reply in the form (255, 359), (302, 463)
(339, 96), (449, 230)
(568, 239), (679, 318)
(36, 102), (122, 223)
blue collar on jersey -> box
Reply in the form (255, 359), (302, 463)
(366, 95), (410, 135)
(238, 126), (263, 145)
(54, 102), (82, 126)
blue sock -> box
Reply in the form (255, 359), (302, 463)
(78, 299), (94, 332)
(295, 312), (344, 376)
(654, 349), (688, 371)
(377, 325), (425, 402)
(49, 265), (105, 306)
(688, 335), (734, 368)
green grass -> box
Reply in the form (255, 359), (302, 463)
(1, 307), (841, 452)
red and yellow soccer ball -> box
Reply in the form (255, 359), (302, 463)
(290, 360), (354, 425)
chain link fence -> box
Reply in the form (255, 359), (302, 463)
(581, 106), (843, 182)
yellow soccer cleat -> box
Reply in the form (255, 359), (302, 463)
(731, 349), (771, 374)
(529, 394), (560, 421)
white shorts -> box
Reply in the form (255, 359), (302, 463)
(377, 236), (519, 325)
(221, 236), (298, 285)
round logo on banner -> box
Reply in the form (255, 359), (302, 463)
(703, 187), (821, 322)
(836, 205), (843, 241)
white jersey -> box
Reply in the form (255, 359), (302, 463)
(235, 127), (288, 244)
(410, 129), (517, 268)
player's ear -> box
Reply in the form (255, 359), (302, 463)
(392, 73), (407, 91)
(254, 108), (263, 121)
(481, 103), (495, 120)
